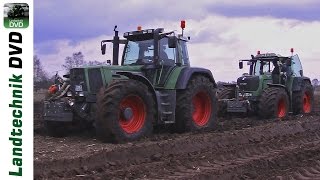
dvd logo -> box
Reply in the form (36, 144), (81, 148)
(9, 20), (24, 28)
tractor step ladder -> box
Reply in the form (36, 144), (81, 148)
(156, 90), (176, 124)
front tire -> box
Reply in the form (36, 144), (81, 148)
(258, 87), (289, 119)
(217, 86), (235, 117)
(96, 79), (155, 143)
(175, 76), (217, 132)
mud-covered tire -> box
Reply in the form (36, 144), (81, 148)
(258, 87), (289, 119)
(44, 121), (68, 137)
(96, 79), (155, 143)
(175, 75), (217, 133)
(292, 81), (314, 114)
(217, 87), (235, 117)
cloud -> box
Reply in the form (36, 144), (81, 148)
(35, 0), (320, 43)
(36, 14), (320, 81)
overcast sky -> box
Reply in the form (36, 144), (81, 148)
(34, 0), (320, 81)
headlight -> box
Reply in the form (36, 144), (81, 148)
(68, 99), (75, 106)
(78, 92), (84, 97)
(75, 85), (83, 92)
(67, 91), (72, 97)
(239, 93), (252, 97)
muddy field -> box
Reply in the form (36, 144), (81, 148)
(34, 90), (320, 179)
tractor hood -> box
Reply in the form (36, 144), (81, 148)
(68, 65), (144, 94)
(237, 75), (260, 92)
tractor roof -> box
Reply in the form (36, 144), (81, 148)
(123, 28), (188, 41)
(123, 28), (164, 41)
(240, 53), (291, 62)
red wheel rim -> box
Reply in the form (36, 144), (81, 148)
(303, 93), (311, 113)
(192, 91), (212, 126)
(277, 98), (286, 118)
(119, 95), (146, 134)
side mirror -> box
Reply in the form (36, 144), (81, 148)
(101, 44), (106, 55)
(239, 61), (243, 69)
(168, 36), (177, 48)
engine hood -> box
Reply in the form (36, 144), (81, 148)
(237, 75), (260, 92)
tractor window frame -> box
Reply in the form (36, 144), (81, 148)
(253, 60), (273, 75)
(122, 39), (155, 66)
(158, 37), (177, 63)
(291, 54), (303, 77)
(178, 40), (190, 66)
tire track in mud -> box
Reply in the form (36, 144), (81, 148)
(82, 130), (320, 179)
(34, 116), (320, 179)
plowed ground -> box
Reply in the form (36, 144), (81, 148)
(34, 90), (320, 179)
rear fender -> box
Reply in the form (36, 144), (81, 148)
(175, 67), (217, 89)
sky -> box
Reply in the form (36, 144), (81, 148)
(34, 0), (320, 81)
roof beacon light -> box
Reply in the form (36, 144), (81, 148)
(137, 26), (142, 31)
(290, 48), (294, 56)
(181, 20), (186, 36)
(181, 20), (186, 29)
(257, 50), (261, 55)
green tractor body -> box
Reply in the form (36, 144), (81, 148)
(218, 52), (314, 118)
(43, 24), (218, 142)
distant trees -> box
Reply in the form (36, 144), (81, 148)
(34, 55), (48, 82)
(312, 79), (319, 87)
(62, 52), (85, 70)
(62, 51), (108, 70)
(34, 55), (52, 90)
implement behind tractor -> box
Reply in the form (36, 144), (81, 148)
(218, 50), (314, 119)
(43, 21), (218, 142)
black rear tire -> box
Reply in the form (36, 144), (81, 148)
(96, 79), (155, 143)
(175, 76), (217, 133)
(292, 81), (314, 114)
(217, 87), (235, 117)
(258, 87), (289, 119)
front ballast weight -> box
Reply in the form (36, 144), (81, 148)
(218, 85), (252, 115)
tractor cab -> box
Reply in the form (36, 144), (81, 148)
(238, 53), (292, 89)
(238, 52), (304, 94)
(101, 24), (190, 87)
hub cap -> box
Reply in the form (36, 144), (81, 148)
(303, 93), (311, 113)
(119, 95), (146, 134)
(277, 98), (286, 118)
(192, 91), (212, 126)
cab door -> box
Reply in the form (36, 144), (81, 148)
(155, 37), (178, 87)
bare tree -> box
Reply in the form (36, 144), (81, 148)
(34, 55), (48, 82)
(312, 78), (319, 87)
(62, 52), (85, 70)
(86, 60), (109, 66)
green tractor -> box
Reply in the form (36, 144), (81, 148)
(43, 22), (218, 142)
(218, 50), (314, 119)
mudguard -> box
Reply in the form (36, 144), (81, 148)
(292, 77), (312, 92)
(175, 67), (217, 89)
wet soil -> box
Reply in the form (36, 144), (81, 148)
(33, 92), (320, 179)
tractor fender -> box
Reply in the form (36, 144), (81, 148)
(116, 71), (157, 96)
(266, 83), (290, 95)
(175, 67), (217, 89)
(292, 77), (312, 92)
